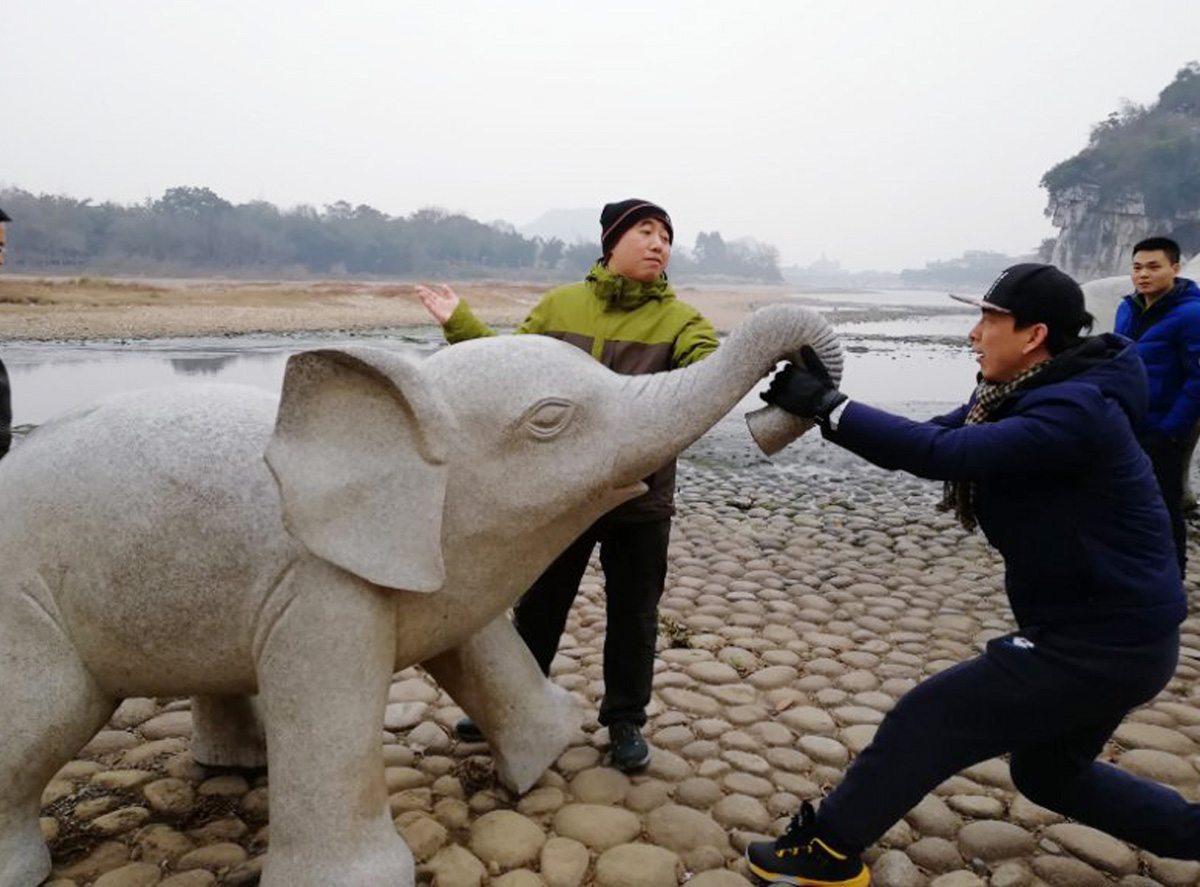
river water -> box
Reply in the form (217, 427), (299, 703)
(3, 290), (980, 427)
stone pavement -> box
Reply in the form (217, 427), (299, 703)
(35, 445), (1200, 887)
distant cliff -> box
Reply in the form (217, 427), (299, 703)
(1047, 186), (1199, 280)
(1042, 63), (1200, 280)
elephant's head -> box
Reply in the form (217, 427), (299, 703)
(266, 303), (839, 604)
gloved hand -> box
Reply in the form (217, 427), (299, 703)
(761, 345), (847, 425)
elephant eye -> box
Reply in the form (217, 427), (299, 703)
(523, 398), (577, 440)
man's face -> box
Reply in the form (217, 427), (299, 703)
(969, 310), (1045, 383)
(1131, 249), (1179, 300)
(607, 217), (672, 283)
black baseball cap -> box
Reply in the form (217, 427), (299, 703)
(951, 263), (1088, 335)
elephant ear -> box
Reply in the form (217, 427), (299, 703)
(265, 347), (455, 592)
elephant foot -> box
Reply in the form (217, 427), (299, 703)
(423, 616), (585, 794)
(261, 830), (416, 887)
(0, 818), (51, 887)
(491, 682), (583, 794)
(190, 694), (268, 769)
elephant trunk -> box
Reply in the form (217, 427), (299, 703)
(615, 303), (841, 481)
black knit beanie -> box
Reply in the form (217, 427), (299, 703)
(600, 199), (673, 257)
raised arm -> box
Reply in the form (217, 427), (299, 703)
(415, 283), (498, 342)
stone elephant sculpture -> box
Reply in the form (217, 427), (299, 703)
(0, 303), (840, 887)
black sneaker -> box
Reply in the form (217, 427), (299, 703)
(454, 717), (484, 743)
(607, 721), (651, 771)
(745, 801), (869, 887)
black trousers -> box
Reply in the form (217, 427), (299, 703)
(512, 517), (670, 727)
(0, 358), (9, 458)
(817, 628), (1200, 860)
(1140, 432), (1188, 573)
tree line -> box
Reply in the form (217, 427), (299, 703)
(0, 186), (783, 282)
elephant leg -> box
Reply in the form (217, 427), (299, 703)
(0, 586), (114, 887)
(254, 562), (414, 887)
(424, 615), (583, 793)
(191, 694), (268, 769)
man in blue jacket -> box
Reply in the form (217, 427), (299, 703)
(1114, 236), (1200, 572)
(745, 264), (1196, 886)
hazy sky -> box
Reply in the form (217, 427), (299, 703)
(4, 0), (1198, 271)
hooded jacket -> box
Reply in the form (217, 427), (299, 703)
(826, 335), (1185, 644)
(442, 263), (719, 519)
(1114, 276), (1200, 440)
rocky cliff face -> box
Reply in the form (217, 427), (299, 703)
(1048, 184), (1200, 280)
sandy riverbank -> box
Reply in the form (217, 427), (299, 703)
(0, 276), (795, 340)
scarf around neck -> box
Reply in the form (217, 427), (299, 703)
(940, 359), (1053, 531)
(586, 262), (673, 311)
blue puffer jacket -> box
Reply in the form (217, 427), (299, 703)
(1114, 277), (1200, 440)
(828, 335), (1185, 645)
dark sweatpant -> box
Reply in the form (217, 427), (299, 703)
(0, 358), (10, 458)
(512, 517), (670, 727)
(817, 628), (1200, 860)
(1140, 432), (1188, 573)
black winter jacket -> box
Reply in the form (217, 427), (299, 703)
(828, 335), (1185, 644)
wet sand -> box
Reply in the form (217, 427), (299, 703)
(0, 276), (793, 340)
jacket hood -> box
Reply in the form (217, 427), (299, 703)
(1022, 333), (1148, 426)
(586, 261), (674, 311)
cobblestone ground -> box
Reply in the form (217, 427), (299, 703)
(34, 426), (1200, 887)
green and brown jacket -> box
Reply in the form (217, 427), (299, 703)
(443, 262), (719, 520)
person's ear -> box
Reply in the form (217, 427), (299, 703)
(1023, 323), (1049, 355)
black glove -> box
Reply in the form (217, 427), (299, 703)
(761, 345), (847, 425)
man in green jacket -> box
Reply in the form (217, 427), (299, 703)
(416, 199), (718, 770)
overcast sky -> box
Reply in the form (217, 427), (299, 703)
(4, 0), (1198, 272)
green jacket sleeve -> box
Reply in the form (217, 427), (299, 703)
(513, 296), (551, 335)
(444, 294), (552, 342)
(672, 312), (720, 367)
(442, 300), (497, 343)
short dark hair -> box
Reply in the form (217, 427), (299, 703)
(1133, 237), (1181, 264)
(1014, 308), (1095, 356)
(0, 206), (10, 223)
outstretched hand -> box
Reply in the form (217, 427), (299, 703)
(414, 284), (461, 325)
(761, 345), (847, 423)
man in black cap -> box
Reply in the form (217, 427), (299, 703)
(415, 199), (719, 770)
(743, 264), (1197, 885)
(0, 205), (11, 458)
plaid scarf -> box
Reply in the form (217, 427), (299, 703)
(940, 360), (1052, 531)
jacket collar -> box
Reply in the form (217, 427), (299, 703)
(586, 261), (674, 311)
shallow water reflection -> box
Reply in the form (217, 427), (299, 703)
(5, 333), (437, 426)
(4, 326), (976, 428)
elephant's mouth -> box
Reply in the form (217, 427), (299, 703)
(605, 480), (649, 510)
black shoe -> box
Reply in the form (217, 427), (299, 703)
(454, 717), (484, 743)
(745, 801), (869, 887)
(607, 721), (651, 772)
